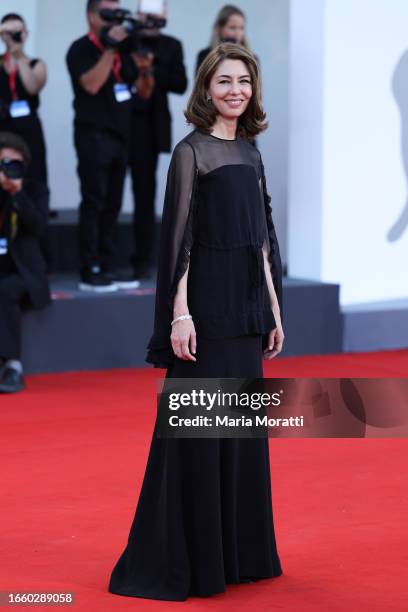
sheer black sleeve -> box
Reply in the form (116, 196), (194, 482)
(145, 140), (198, 368)
(259, 156), (283, 323)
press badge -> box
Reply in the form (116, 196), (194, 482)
(0, 238), (8, 255)
(10, 100), (31, 118)
(114, 83), (131, 103)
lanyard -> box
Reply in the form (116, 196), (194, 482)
(3, 53), (19, 101)
(87, 32), (122, 83)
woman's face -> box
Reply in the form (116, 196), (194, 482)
(207, 58), (252, 120)
(0, 18), (27, 51)
(219, 13), (245, 44)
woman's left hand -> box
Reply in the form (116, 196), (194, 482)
(263, 320), (284, 360)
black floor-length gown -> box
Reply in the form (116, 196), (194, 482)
(108, 128), (284, 601)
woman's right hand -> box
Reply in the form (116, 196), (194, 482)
(171, 319), (197, 361)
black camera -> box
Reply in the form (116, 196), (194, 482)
(99, 8), (166, 51)
(2, 30), (23, 43)
(0, 158), (25, 180)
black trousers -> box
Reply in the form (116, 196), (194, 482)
(0, 274), (28, 361)
(129, 113), (159, 267)
(75, 126), (128, 272)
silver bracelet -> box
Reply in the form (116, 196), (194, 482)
(171, 314), (192, 326)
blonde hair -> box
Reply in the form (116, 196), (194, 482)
(209, 5), (251, 51)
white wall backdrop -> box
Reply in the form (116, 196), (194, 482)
(0, 0), (288, 263)
(323, 0), (407, 304)
(289, 0), (408, 305)
(0, 0), (37, 54)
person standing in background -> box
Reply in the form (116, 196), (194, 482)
(126, 1), (187, 281)
(66, 0), (144, 292)
(0, 13), (48, 189)
(195, 5), (250, 74)
(196, 5), (260, 150)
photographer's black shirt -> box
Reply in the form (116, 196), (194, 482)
(0, 229), (16, 275)
(0, 195), (17, 276)
(66, 35), (138, 142)
(0, 241), (16, 276)
(0, 56), (41, 115)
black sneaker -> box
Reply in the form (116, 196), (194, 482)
(0, 367), (26, 393)
(101, 268), (141, 290)
(79, 266), (118, 293)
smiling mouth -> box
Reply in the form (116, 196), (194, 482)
(224, 99), (244, 104)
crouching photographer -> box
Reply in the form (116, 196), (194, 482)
(0, 132), (50, 393)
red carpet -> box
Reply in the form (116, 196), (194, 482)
(1, 349), (407, 611)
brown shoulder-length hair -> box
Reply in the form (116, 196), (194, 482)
(184, 43), (267, 141)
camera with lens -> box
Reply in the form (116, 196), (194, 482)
(2, 30), (23, 43)
(0, 158), (25, 180)
(99, 8), (166, 55)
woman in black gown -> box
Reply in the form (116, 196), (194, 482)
(109, 42), (285, 601)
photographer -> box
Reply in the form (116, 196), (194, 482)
(66, 0), (142, 292)
(0, 13), (48, 187)
(126, 2), (187, 280)
(0, 132), (50, 394)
